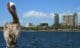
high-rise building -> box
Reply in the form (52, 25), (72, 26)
(54, 13), (59, 25)
(53, 13), (59, 29)
(62, 13), (78, 26)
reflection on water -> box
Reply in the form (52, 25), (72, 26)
(0, 31), (80, 48)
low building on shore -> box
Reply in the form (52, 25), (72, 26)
(25, 23), (35, 27)
(38, 23), (49, 29)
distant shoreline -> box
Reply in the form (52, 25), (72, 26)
(0, 30), (3, 32)
(21, 30), (80, 32)
(1, 30), (80, 32)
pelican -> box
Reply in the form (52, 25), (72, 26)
(3, 2), (21, 48)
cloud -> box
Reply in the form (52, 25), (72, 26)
(50, 13), (54, 17)
(0, 20), (6, 26)
(77, 6), (80, 11)
(23, 10), (47, 17)
(77, 12), (80, 23)
(78, 12), (80, 16)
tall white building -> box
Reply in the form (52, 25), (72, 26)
(62, 13), (78, 26)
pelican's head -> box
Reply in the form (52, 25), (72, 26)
(7, 2), (16, 14)
(10, 2), (15, 7)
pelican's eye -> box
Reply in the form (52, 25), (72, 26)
(11, 5), (16, 10)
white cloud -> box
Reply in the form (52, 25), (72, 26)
(77, 6), (80, 11)
(49, 13), (55, 21)
(23, 11), (47, 17)
(0, 20), (6, 26)
(50, 13), (54, 17)
(77, 12), (80, 23)
(23, 10), (76, 24)
(78, 12), (80, 16)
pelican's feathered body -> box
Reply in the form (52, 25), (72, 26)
(3, 2), (21, 48)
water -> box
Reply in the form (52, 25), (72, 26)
(0, 31), (80, 48)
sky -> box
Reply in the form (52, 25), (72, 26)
(0, 0), (80, 26)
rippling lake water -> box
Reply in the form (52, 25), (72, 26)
(0, 31), (80, 48)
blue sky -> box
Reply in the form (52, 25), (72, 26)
(0, 0), (80, 26)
